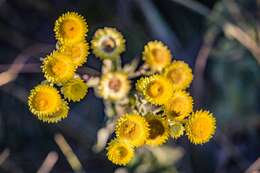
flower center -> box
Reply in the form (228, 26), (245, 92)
(148, 119), (165, 139)
(51, 60), (67, 76)
(61, 19), (79, 38)
(108, 78), (122, 92)
(71, 45), (82, 60)
(101, 37), (116, 53)
(115, 146), (128, 158)
(168, 69), (183, 84)
(147, 81), (164, 98)
(151, 48), (165, 63)
(191, 119), (211, 139)
(120, 120), (139, 139)
(34, 93), (51, 111)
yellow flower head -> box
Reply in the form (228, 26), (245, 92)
(169, 121), (185, 139)
(107, 139), (134, 165)
(137, 75), (173, 105)
(41, 100), (69, 123)
(142, 41), (171, 72)
(42, 51), (75, 84)
(164, 91), (193, 121)
(98, 72), (130, 101)
(163, 60), (193, 91)
(28, 84), (61, 118)
(115, 113), (149, 147)
(59, 40), (89, 67)
(91, 27), (125, 59)
(185, 110), (216, 144)
(145, 114), (169, 146)
(54, 12), (88, 45)
(61, 77), (88, 102)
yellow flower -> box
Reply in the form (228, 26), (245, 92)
(115, 113), (149, 147)
(164, 91), (193, 121)
(59, 40), (89, 67)
(106, 139), (134, 165)
(28, 84), (61, 118)
(98, 72), (130, 101)
(163, 60), (193, 90)
(54, 12), (88, 45)
(137, 75), (173, 105)
(169, 121), (185, 139)
(61, 77), (88, 102)
(185, 110), (216, 144)
(145, 114), (169, 146)
(42, 51), (75, 84)
(142, 41), (171, 72)
(41, 100), (69, 123)
(91, 27), (125, 59)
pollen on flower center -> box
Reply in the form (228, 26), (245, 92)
(101, 37), (116, 53)
(116, 146), (128, 158)
(151, 48), (164, 63)
(120, 120), (139, 138)
(51, 61), (65, 76)
(168, 69), (183, 84)
(147, 81), (164, 98)
(34, 93), (50, 110)
(61, 19), (79, 38)
(148, 119), (165, 139)
(108, 78), (122, 92)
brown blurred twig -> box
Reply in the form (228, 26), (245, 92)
(36, 152), (58, 173)
(0, 43), (53, 86)
(54, 133), (85, 173)
(223, 22), (260, 64)
(0, 149), (9, 166)
(245, 158), (260, 173)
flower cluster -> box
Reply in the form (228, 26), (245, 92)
(28, 12), (89, 123)
(105, 41), (216, 165)
(27, 12), (216, 166)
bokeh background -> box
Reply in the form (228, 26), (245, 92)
(0, 0), (259, 173)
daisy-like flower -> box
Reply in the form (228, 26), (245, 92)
(42, 51), (75, 84)
(59, 40), (89, 67)
(169, 121), (185, 139)
(41, 100), (69, 123)
(137, 75), (173, 105)
(98, 72), (130, 101)
(164, 91), (193, 121)
(91, 27), (125, 59)
(106, 139), (134, 165)
(185, 110), (216, 144)
(54, 12), (88, 45)
(61, 77), (88, 102)
(145, 114), (169, 146)
(163, 60), (193, 91)
(115, 113), (149, 147)
(28, 84), (61, 118)
(142, 41), (171, 72)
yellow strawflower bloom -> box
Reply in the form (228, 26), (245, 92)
(169, 121), (185, 139)
(42, 51), (75, 84)
(106, 139), (134, 165)
(42, 100), (69, 123)
(163, 60), (193, 91)
(98, 72), (130, 101)
(28, 84), (61, 118)
(165, 91), (193, 121)
(142, 41), (171, 72)
(54, 12), (88, 45)
(185, 110), (216, 144)
(59, 40), (89, 67)
(145, 114), (169, 146)
(91, 27), (125, 59)
(137, 75), (173, 105)
(61, 78), (88, 102)
(115, 114), (149, 147)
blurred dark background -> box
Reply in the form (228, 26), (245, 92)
(0, 0), (259, 173)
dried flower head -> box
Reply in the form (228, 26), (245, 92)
(91, 27), (125, 59)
